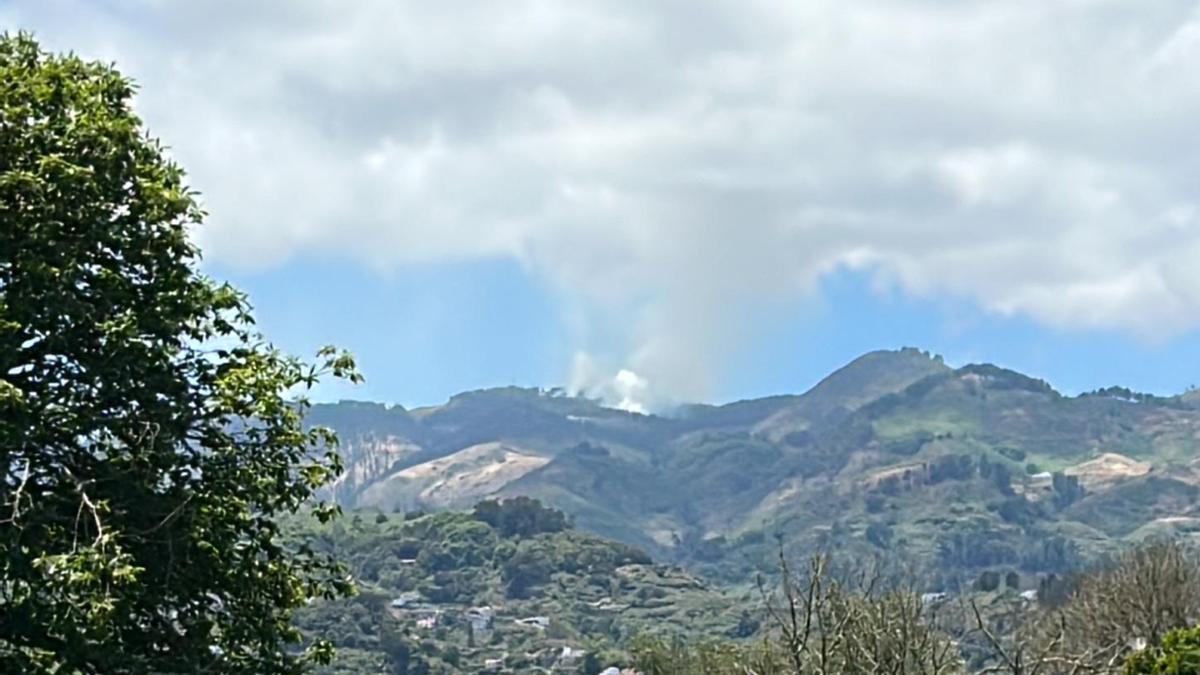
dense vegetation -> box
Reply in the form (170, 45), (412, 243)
(284, 500), (741, 673)
(630, 539), (1200, 674)
(286, 502), (1200, 674)
(0, 34), (357, 673)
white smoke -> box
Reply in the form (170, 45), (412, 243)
(611, 370), (650, 415)
(567, 352), (653, 413)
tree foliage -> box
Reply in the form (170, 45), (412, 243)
(970, 540), (1200, 674)
(1046, 540), (1200, 672)
(0, 33), (358, 673)
(1124, 626), (1200, 674)
(633, 550), (962, 674)
(471, 496), (569, 538)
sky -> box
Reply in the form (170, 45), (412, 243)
(6, 0), (1200, 410)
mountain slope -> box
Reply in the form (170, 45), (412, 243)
(357, 442), (552, 511)
(288, 504), (738, 674)
(311, 349), (1200, 582)
(753, 346), (952, 441)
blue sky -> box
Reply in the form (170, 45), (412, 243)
(211, 257), (572, 406)
(218, 256), (1200, 408)
(8, 0), (1200, 409)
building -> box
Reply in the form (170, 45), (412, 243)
(559, 645), (584, 666)
(389, 591), (422, 609)
(466, 606), (495, 633)
(920, 592), (949, 605)
(516, 615), (550, 630)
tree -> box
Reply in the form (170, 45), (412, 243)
(866, 522), (894, 550)
(501, 541), (556, 598)
(731, 609), (761, 639)
(1124, 625), (1200, 674)
(472, 496), (569, 538)
(581, 651), (604, 675)
(973, 540), (1200, 674)
(974, 570), (1002, 593)
(631, 548), (962, 675)
(1043, 540), (1200, 671)
(1050, 473), (1084, 509)
(0, 34), (359, 673)
(759, 552), (962, 674)
(632, 634), (780, 675)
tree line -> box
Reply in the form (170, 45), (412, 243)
(632, 539), (1200, 674)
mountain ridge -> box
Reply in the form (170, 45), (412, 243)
(311, 348), (1200, 582)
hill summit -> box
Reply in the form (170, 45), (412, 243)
(309, 348), (1200, 581)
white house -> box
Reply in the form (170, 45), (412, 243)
(389, 591), (421, 608)
(559, 645), (584, 665)
(466, 606), (495, 633)
(516, 615), (550, 630)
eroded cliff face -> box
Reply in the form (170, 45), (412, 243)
(356, 442), (552, 512)
(321, 436), (423, 507)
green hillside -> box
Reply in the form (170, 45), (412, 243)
(286, 500), (741, 673)
(311, 348), (1200, 588)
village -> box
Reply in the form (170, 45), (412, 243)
(388, 590), (639, 673)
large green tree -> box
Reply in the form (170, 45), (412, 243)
(0, 33), (359, 673)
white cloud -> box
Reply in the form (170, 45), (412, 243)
(7, 0), (1200, 404)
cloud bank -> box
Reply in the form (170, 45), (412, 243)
(7, 0), (1200, 406)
